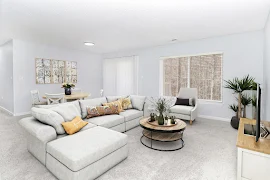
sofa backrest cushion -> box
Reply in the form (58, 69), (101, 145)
(79, 97), (107, 119)
(50, 103), (81, 122)
(130, 95), (146, 111)
(35, 100), (82, 116)
(31, 107), (66, 135)
(106, 96), (126, 102)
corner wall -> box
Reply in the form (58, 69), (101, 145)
(12, 39), (102, 115)
(264, 14), (270, 120)
(0, 40), (14, 114)
(103, 31), (264, 121)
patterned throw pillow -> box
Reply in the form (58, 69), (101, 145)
(61, 116), (88, 135)
(86, 105), (119, 119)
(103, 99), (124, 112)
(122, 97), (133, 110)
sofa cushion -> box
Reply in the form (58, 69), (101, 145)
(56, 122), (97, 139)
(47, 126), (128, 172)
(120, 109), (143, 122)
(86, 115), (124, 128)
(36, 101), (82, 116)
(79, 97), (107, 119)
(130, 95), (146, 111)
(50, 103), (81, 122)
(106, 96), (126, 103)
(31, 107), (65, 134)
(170, 105), (194, 115)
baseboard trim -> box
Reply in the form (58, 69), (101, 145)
(198, 115), (230, 122)
(0, 106), (14, 116)
(14, 111), (31, 117)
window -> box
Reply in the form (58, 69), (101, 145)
(103, 56), (138, 96)
(163, 53), (222, 101)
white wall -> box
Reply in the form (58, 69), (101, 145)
(0, 40), (14, 113)
(103, 31), (264, 120)
(12, 39), (102, 115)
(264, 14), (270, 120)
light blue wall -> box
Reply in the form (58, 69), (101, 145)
(0, 40), (14, 114)
(103, 31), (264, 120)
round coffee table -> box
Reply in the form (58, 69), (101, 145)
(139, 117), (186, 151)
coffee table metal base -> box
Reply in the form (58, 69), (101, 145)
(140, 130), (185, 151)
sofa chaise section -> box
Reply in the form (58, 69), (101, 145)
(120, 109), (143, 131)
(85, 115), (125, 132)
(46, 126), (128, 180)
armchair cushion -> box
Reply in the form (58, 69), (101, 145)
(170, 105), (194, 115)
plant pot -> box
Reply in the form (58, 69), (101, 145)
(65, 88), (72, 95)
(230, 116), (239, 129)
(157, 114), (164, 125)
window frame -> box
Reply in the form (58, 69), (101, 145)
(160, 52), (223, 103)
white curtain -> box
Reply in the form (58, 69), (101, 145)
(103, 56), (138, 96)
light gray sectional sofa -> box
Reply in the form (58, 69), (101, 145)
(19, 95), (146, 180)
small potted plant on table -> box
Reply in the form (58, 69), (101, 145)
(149, 97), (174, 125)
(62, 83), (75, 95)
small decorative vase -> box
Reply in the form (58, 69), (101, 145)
(170, 116), (176, 124)
(65, 88), (72, 95)
(157, 114), (164, 125)
(150, 113), (156, 122)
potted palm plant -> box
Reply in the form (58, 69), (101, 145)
(224, 75), (254, 129)
(239, 94), (252, 118)
(229, 104), (239, 129)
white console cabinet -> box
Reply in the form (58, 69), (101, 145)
(237, 118), (270, 180)
(237, 147), (270, 180)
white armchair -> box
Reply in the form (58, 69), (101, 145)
(169, 88), (198, 125)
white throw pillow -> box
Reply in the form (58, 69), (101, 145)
(130, 95), (146, 111)
(50, 103), (81, 122)
(31, 107), (65, 134)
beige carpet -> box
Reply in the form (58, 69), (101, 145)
(0, 110), (237, 180)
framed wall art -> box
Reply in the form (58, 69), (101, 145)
(35, 58), (77, 84)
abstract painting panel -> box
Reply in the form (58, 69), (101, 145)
(35, 58), (77, 84)
(36, 58), (51, 84)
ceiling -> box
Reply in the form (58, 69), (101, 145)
(1, 0), (270, 54)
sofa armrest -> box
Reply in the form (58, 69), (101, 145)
(190, 103), (198, 120)
(19, 117), (57, 143)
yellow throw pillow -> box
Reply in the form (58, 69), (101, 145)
(122, 97), (133, 110)
(103, 99), (123, 112)
(61, 116), (88, 135)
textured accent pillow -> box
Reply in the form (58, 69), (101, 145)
(50, 103), (81, 122)
(122, 97), (133, 110)
(103, 99), (124, 112)
(61, 116), (88, 135)
(130, 95), (146, 111)
(31, 107), (65, 134)
(86, 105), (119, 118)
(175, 98), (194, 106)
(79, 97), (107, 119)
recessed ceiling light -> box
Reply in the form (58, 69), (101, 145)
(84, 42), (95, 46)
(172, 39), (177, 41)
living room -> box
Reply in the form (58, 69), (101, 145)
(0, 0), (270, 180)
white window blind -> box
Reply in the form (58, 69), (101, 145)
(163, 53), (222, 101)
(103, 56), (138, 96)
